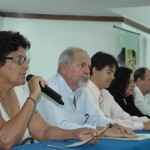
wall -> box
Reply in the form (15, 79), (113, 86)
(2, 17), (120, 79)
(1, 17), (150, 79)
(144, 36), (150, 69)
(0, 17), (4, 30)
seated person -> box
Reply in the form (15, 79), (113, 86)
(108, 67), (150, 119)
(85, 51), (150, 130)
(134, 67), (150, 116)
(37, 47), (136, 138)
(0, 31), (101, 149)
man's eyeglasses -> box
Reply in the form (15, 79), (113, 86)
(4, 55), (30, 65)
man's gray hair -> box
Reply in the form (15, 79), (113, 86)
(57, 47), (87, 74)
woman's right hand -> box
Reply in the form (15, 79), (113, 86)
(27, 76), (47, 102)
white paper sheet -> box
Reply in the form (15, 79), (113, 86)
(102, 134), (150, 140)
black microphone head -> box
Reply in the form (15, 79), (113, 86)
(26, 74), (64, 105)
(26, 74), (34, 82)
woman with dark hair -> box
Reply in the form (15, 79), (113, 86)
(108, 67), (147, 117)
(0, 31), (101, 149)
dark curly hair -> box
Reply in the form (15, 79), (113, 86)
(0, 31), (30, 66)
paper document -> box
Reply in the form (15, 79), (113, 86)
(46, 123), (112, 148)
(103, 134), (150, 140)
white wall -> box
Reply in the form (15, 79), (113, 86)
(2, 17), (120, 80)
(1, 17), (150, 80)
(0, 17), (4, 30)
(144, 36), (150, 69)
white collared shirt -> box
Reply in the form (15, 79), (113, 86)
(37, 74), (110, 130)
(134, 86), (150, 116)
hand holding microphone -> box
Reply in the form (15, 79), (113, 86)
(26, 75), (46, 102)
(26, 74), (64, 105)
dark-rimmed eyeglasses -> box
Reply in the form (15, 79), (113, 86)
(4, 55), (30, 65)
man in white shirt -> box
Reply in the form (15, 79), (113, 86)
(37, 47), (136, 138)
(134, 67), (150, 116)
(85, 51), (150, 130)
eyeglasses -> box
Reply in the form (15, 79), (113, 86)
(4, 55), (30, 65)
(128, 80), (134, 84)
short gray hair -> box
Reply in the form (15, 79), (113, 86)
(57, 47), (87, 74)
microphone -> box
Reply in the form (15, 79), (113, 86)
(26, 74), (64, 105)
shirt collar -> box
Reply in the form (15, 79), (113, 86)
(135, 85), (144, 96)
(57, 74), (77, 99)
(88, 80), (102, 100)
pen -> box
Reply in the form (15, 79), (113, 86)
(96, 123), (112, 137)
(46, 144), (63, 149)
(84, 114), (89, 124)
(64, 123), (112, 148)
(45, 123), (112, 149)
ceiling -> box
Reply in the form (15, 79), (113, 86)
(0, 0), (150, 29)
